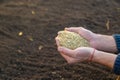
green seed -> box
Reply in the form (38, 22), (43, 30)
(57, 31), (89, 50)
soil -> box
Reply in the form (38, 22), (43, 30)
(0, 0), (120, 80)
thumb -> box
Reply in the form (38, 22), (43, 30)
(65, 27), (88, 39)
(65, 27), (81, 34)
(58, 47), (74, 57)
(65, 27), (94, 41)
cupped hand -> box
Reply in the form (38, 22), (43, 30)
(55, 37), (94, 64)
(58, 46), (94, 64)
(65, 27), (117, 53)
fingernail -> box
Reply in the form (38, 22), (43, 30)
(58, 31), (61, 34)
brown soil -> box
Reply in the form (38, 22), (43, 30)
(0, 0), (120, 80)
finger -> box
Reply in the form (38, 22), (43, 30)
(58, 47), (75, 57)
(60, 53), (71, 62)
(58, 31), (61, 35)
(66, 27), (93, 41)
(58, 30), (64, 35)
(60, 53), (76, 64)
(65, 27), (83, 34)
(65, 27), (89, 35)
(55, 37), (60, 46)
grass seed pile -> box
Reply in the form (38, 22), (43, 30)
(57, 31), (89, 50)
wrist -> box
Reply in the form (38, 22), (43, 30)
(94, 34), (117, 53)
(92, 50), (117, 68)
(88, 48), (96, 62)
(91, 49), (99, 62)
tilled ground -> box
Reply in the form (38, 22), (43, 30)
(0, 0), (120, 80)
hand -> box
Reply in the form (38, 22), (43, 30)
(57, 46), (94, 64)
(55, 38), (94, 64)
(65, 27), (117, 53)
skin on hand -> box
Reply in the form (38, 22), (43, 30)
(65, 27), (117, 53)
(55, 37), (94, 64)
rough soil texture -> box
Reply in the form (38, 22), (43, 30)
(0, 0), (120, 80)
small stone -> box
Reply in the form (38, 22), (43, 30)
(27, 36), (34, 41)
(52, 72), (56, 74)
(32, 11), (35, 15)
(61, 78), (64, 80)
(17, 50), (22, 53)
(38, 45), (43, 50)
(18, 32), (23, 36)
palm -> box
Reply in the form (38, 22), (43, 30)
(58, 47), (93, 63)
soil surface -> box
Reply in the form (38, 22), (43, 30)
(0, 0), (120, 80)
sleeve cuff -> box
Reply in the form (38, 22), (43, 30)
(113, 34), (120, 53)
(113, 54), (120, 75)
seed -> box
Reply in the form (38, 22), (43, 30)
(57, 31), (89, 50)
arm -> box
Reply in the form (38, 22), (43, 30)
(93, 34), (120, 74)
(92, 50), (117, 69)
(55, 28), (120, 75)
(56, 37), (120, 75)
(57, 46), (120, 75)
